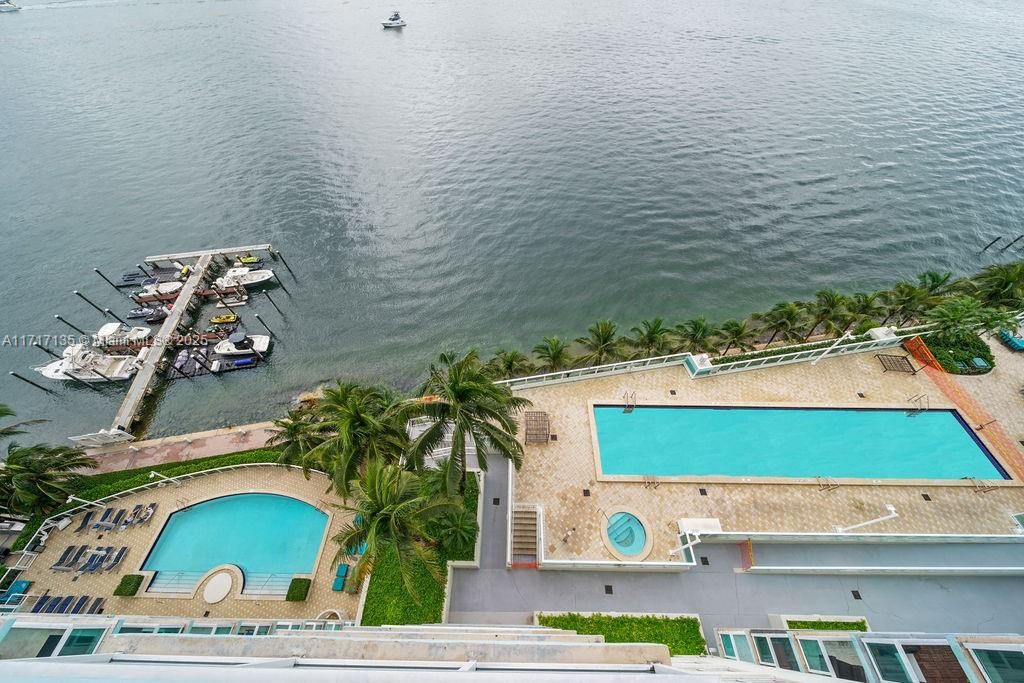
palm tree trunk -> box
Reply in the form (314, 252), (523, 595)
(766, 330), (778, 347)
(722, 342), (733, 356)
(804, 317), (822, 342)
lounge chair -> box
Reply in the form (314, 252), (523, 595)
(79, 547), (113, 574)
(91, 508), (113, 531)
(335, 564), (349, 579)
(119, 505), (143, 530)
(971, 357), (992, 370)
(53, 596), (74, 614)
(54, 546), (90, 573)
(49, 545), (77, 570)
(70, 596), (90, 614)
(955, 360), (969, 372)
(30, 596), (51, 614)
(86, 597), (105, 614)
(137, 502), (158, 525)
(97, 509), (126, 531)
(104, 547), (128, 572)
(999, 330), (1024, 352)
(332, 577), (346, 592)
(73, 511), (95, 533)
(43, 596), (64, 613)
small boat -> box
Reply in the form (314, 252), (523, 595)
(215, 294), (248, 308)
(94, 322), (152, 347)
(210, 312), (238, 324)
(35, 345), (142, 382)
(214, 267), (275, 290)
(214, 332), (271, 356)
(145, 306), (171, 324)
(232, 260), (263, 269)
(236, 254), (261, 265)
(382, 10), (405, 28)
(138, 281), (183, 297)
(126, 306), (159, 319)
(0, 1), (22, 12)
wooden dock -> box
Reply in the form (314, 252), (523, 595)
(144, 244), (273, 265)
(110, 254), (213, 431)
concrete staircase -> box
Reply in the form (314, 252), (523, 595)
(511, 505), (539, 568)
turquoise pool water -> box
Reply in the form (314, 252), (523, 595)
(594, 406), (1008, 480)
(607, 512), (647, 556)
(142, 494), (328, 581)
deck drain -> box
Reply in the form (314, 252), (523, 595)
(669, 389), (677, 396)
(583, 489), (591, 497)
(604, 585), (613, 595)
(492, 498), (500, 506)
(921, 493), (932, 501)
(700, 556), (710, 566)
(857, 392), (866, 398)
(852, 590), (862, 600)
(698, 488), (708, 496)
(549, 434), (558, 441)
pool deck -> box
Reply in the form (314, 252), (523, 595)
(15, 466), (360, 621)
(511, 351), (1024, 565)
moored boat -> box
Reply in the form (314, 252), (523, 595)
(95, 322), (152, 347)
(213, 332), (271, 356)
(382, 10), (405, 28)
(0, 1), (22, 13)
(35, 345), (143, 382)
(214, 267), (275, 289)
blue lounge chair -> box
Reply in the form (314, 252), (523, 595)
(30, 596), (51, 613)
(332, 577), (346, 592)
(86, 597), (105, 614)
(335, 564), (349, 579)
(104, 547), (128, 572)
(119, 505), (143, 531)
(43, 596), (64, 613)
(97, 509), (125, 531)
(70, 596), (90, 614)
(91, 508), (113, 531)
(79, 547), (113, 574)
(55, 546), (90, 573)
(137, 502), (158, 525)
(49, 545), (77, 570)
(73, 511), (95, 533)
(955, 360), (969, 372)
(53, 596), (74, 614)
(971, 357), (992, 370)
(1000, 330), (1024, 351)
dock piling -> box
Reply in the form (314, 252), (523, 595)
(264, 291), (283, 315)
(94, 268), (120, 292)
(104, 308), (129, 326)
(276, 252), (296, 278)
(32, 342), (61, 360)
(982, 236), (1002, 252)
(8, 371), (57, 395)
(54, 314), (87, 336)
(272, 272), (290, 295)
(73, 290), (108, 317)
(1000, 234), (1024, 252)
(254, 314), (275, 337)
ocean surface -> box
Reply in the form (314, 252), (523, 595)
(2, 0), (1023, 444)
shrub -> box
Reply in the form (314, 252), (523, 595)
(113, 574), (143, 597)
(787, 619), (868, 632)
(361, 474), (479, 626)
(538, 613), (706, 655)
(924, 333), (994, 375)
(11, 448), (282, 552)
(286, 578), (311, 602)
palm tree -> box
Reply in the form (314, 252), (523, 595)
(672, 317), (719, 354)
(884, 282), (930, 326)
(716, 319), (757, 355)
(844, 291), (887, 332)
(532, 336), (573, 373)
(331, 459), (458, 600)
(0, 444), (97, 516)
(753, 303), (806, 347)
(298, 383), (412, 496)
(802, 289), (848, 341)
(267, 408), (324, 466)
(626, 318), (672, 358)
(483, 350), (536, 380)
(575, 320), (623, 366)
(410, 351), (530, 495)
(917, 270), (956, 299)
(968, 262), (1024, 308)
(0, 404), (44, 441)
(925, 296), (1018, 345)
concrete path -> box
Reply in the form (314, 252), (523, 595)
(449, 462), (1024, 640)
(86, 421), (276, 473)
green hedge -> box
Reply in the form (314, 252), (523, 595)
(925, 334), (994, 375)
(113, 574), (143, 597)
(286, 578), (311, 602)
(538, 613), (706, 655)
(786, 619), (868, 632)
(11, 448), (282, 551)
(710, 334), (871, 366)
(360, 474), (479, 626)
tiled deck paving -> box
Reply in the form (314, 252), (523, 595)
(18, 467), (360, 620)
(511, 353), (1024, 563)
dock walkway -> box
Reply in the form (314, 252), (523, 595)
(110, 254), (213, 431)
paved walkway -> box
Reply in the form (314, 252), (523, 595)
(87, 422), (276, 474)
(449, 461), (1024, 640)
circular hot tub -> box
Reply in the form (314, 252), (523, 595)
(605, 511), (649, 558)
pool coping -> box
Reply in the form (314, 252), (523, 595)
(138, 489), (336, 601)
(600, 507), (654, 562)
(588, 400), (1018, 487)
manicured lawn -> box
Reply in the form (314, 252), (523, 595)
(786, 619), (868, 631)
(537, 613), (706, 655)
(359, 475), (479, 626)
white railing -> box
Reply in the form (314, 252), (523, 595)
(687, 326), (935, 378)
(147, 571), (206, 594)
(494, 353), (694, 390)
(243, 572), (293, 596)
(506, 464), (516, 568)
(407, 418), (477, 468)
(0, 462), (322, 587)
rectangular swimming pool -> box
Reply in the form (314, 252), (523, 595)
(593, 405), (1008, 480)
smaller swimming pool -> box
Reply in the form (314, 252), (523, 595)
(606, 512), (647, 556)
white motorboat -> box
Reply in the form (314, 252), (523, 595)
(138, 281), (183, 297)
(94, 322), (152, 347)
(213, 332), (271, 356)
(35, 344), (143, 382)
(382, 11), (405, 28)
(0, 1), (21, 12)
(214, 267), (275, 289)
